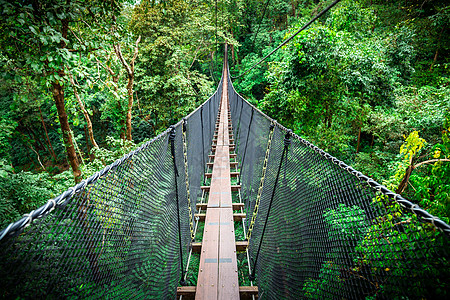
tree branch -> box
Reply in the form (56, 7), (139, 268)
(114, 43), (132, 76)
(414, 158), (450, 169)
(397, 158), (450, 194)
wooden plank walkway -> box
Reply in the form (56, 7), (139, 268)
(195, 67), (240, 300)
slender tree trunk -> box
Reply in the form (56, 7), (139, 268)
(429, 27), (444, 71)
(356, 124), (362, 153)
(52, 79), (81, 182)
(28, 127), (46, 154)
(50, 17), (81, 182)
(68, 72), (99, 148)
(113, 35), (141, 141)
(231, 44), (235, 65)
(84, 125), (94, 162)
(112, 75), (126, 140)
(37, 105), (57, 160)
(125, 75), (134, 141)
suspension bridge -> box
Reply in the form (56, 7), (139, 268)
(1, 46), (449, 299)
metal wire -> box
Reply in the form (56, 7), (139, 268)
(227, 63), (450, 299)
(1, 55), (449, 299)
(0, 72), (224, 299)
(232, 0), (343, 79)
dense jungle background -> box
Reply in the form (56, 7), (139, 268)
(0, 0), (449, 228)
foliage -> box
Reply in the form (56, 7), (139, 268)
(0, 159), (74, 228)
(303, 204), (368, 299)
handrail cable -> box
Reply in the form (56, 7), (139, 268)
(252, 0), (272, 45)
(231, 0), (342, 79)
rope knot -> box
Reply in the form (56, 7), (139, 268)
(182, 118), (187, 132)
(169, 125), (176, 141)
(270, 120), (276, 130)
(284, 130), (292, 147)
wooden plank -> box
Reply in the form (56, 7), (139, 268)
(235, 241), (249, 251)
(201, 185), (241, 191)
(176, 286), (258, 298)
(232, 213), (247, 221)
(204, 171), (239, 178)
(192, 241), (249, 253)
(194, 212), (247, 222)
(218, 208), (239, 299)
(194, 212), (246, 222)
(212, 144), (236, 149)
(240, 286), (259, 300)
(196, 208), (220, 299)
(196, 66), (239, 300)
(208, 153), (237, 159)
(177, 286), (196, 295)
(196, 202), (244, 211)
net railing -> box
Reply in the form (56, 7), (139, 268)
(0, 74), (223, 299)
(227, 65), (450, 299)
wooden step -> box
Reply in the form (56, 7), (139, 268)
(194, 212), (246, 222)
(177, 286), (258, 299)
(208, 153), (237, 159)
(212, 145), (235, 151)
(212, 144), (236, 147)
(201, 185), (241, 191)
(192, 240), (249, 253)
(207, 162), (238, 168)
(204, 171), (239, 178)
(196, 202), (244, 211)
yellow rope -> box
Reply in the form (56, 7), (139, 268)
(246, 121), (275, 242)
(182, 121), (195, 240)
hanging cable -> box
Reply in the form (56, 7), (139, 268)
(182, 118), (195, 241)
(246, 121), (275, 241)
(200, 106), (206, 184)
(232, 0), (342, 79)
(249, 129), (292, 281)
(215, 0), (218, 76)
(238, 109), (254, 185)
(252, 0), (272, 46)
(169, 125), (187, 286)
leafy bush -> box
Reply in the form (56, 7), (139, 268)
(0, 160), (74, 228)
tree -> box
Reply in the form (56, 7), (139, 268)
(114, 35), (141, 141)
(0, 0), (122, 181)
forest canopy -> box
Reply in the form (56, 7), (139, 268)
(0, 0), (449, 229)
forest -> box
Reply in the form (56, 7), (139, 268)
(0, 0), (449, 234)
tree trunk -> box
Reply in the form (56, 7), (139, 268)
(113, 35), (141, 141)
(231, 44), (235, 66)
(28, 127), (47, 155)
(50, 17), (80, 182)
(37, 105), (57, 160)
(84, 125), (94, 162)
(52, 79), (81, 182)
(429, 27), (444, 71)
(125, 74), (134, 141)
(68, 72), (99, 148)
(113, 75), (126, 140)
(356, 123), (362, 153)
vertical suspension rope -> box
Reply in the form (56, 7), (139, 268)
(201, 106), (206, 184)
(249, 129), (292, 281)
(238, 109), (254, 185)
(235, 100), (244, 150)
(215, 0), (218, 74)
(169, 125), (186, 286)
(182, 118), (195, 241)
(246, 121), (275, 241)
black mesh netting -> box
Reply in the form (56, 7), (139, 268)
(0, 75), (222, 299)
(227, 68), (450, 299)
